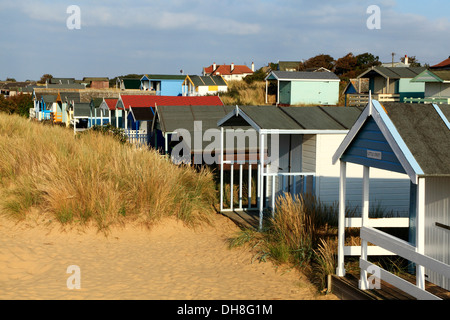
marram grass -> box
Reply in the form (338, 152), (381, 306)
(0, 114), (217, 230)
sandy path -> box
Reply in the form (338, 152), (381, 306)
(0, 213), (338, 300)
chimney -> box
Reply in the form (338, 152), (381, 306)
(213, 62), (216, 71)
(231, 63), (234, 72)
(251, 62), (255, 72)
(404, 55), (409, 66)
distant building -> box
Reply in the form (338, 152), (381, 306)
(82, 77), (110, 89)
(203, 62), (254, 81)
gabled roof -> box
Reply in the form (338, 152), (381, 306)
(119, 95), (224, 109)
(357, 66), (426, 80)
(333, 100), (450, 183)
(218, 105), (361, 133)
(204, 63), (254, 76)
(104, 98), (118, 110)
(265, 70), (340, 81)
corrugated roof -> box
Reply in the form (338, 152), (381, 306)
(268, 71), (339, 81)
(382, 103), (450, 175)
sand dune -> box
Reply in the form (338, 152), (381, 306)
(0, 213), (338, 300)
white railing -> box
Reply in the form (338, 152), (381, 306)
(359, 226), (450, 300)
(125, 129), (148, 147)
(348, 94), (400, 106)
(404, 97), (450, 104)
(343, 217), (410, 256)
(220, 159), (315, 213)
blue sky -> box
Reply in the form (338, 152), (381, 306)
(1, 0), (449, 81)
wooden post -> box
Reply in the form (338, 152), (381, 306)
(416, 177), (426, 290)
(239, 163), (243, 210)
(360, 165), (370, 290)
(230, 162), (234, 212)
(248, 164), (252, 209)
(220, 127), (224, 212)
(265, 80), (268, 104)
(259, 133), (265, 231)
(337, 160), (347, 277)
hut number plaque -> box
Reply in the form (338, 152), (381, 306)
(367, 150), (382, 160)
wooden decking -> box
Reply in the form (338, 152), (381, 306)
(221, 209), (270, 230)
(331, 273), (450, 300)
(221, 209), (450, 300)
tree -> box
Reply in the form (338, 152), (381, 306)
(356, 52), (381, 69)
(38, 74), (53, 84)
(0, 93), (33, 117)
(303, 54), (335, 71)
(334, 53), (358, 78)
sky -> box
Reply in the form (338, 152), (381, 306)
(0, 0), (449, 81)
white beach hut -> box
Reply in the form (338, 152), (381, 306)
(333, 99), (450, 298)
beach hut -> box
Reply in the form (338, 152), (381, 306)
(217, 105), (413, 230)
(332, 99), (450, 298)
(140, 74), (186, 96)
(151, 105), (236, 160)
(264, 71), (340, 106)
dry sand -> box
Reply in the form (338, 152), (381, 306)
(0, 212), (338, 300)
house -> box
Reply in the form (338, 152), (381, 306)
(83, 77), (110, 89)
(140, 74), (186, 96)
(182, 75), (228, 96)
(430, 56), (450, 70)
(333, 100), (450, 298)
(409, 69), (450, 104)
(348, 66), (426, 106)
(265, 71), (340, 106)
(203, 62), (254, 81)
(217, 105), (412, 230)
